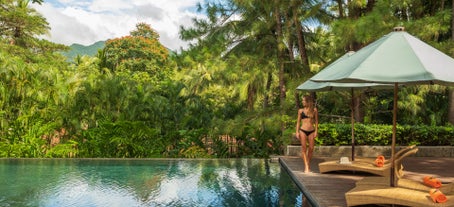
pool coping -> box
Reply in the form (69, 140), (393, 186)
(279, 157), (320, 207)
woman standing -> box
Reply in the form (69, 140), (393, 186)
(296, 95), (319, 173)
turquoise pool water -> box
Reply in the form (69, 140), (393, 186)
(0, 159), (304, 207)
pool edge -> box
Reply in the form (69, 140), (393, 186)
(278, 157), (320, 207)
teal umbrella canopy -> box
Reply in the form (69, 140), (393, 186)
(310, 28), (454, 85)
(299, 51), (395, 91)
(296, 79), (392, 92)
(308, 27), (454, 187)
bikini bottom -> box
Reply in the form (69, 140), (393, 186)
(299, 128), (315, 136)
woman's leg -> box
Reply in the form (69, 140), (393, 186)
(299, 133), (310, 173)
(306, 133), (316, 172)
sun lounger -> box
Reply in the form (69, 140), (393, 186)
(345, 184), (454, 207)
(353, 145), (416, 164)
(355, 162), (453, 195)
(318, 146), (417, 177)
(346, 147), (454, 206)
(356, 176), (454, 195)
(354, 147), (453, 195)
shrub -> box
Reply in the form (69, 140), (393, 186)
(316, 124), (454, 146)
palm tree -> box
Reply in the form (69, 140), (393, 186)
(0, 0), (49, 48)
(180, 0), (327, 111)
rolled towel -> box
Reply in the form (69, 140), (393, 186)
(376, 155), (385, 161)
(339, 157), (351, 164)
(424, 176), (442, 188)
(374, 158), (384, 167)
(430, 189), (448, 203)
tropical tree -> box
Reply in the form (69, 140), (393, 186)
(0, 0), (50, 48)
(176, 0), (331, 156)
(100, 22), (170, 81)
(0, 0), (71, 157)
(180, 0), (326, 111)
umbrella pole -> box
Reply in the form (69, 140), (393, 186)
(351, 88), (355, 161)
(391, 83), (398, 187)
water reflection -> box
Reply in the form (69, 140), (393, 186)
(0, 159), (305, 206)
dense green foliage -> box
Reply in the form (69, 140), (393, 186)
(1, 0), (454, 158)
(311, 124), (454, 146)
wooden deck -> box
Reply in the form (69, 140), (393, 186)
(279, 156), (454, 207)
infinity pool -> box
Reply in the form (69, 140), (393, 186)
(0, 158), (305, 207)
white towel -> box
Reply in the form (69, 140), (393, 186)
(339, 156), (352, 164)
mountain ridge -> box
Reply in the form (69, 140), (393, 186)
(62, 40), (105, 60)
(61, 40), (177, 61)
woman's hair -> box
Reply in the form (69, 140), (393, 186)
(302, 95), (315, 118)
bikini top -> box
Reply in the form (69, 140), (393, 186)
(300, 111), (311, 119)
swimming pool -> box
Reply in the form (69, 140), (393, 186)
(0, 158), (306, 206)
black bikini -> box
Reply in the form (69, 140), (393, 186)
(299, 111), (315, 136)
(300, 111), (310, 119)
(299, 128), (315, 136)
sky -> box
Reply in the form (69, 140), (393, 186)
(31, 0), (207, 51)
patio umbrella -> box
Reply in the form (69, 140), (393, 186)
(297, 78), (393, 161)
(310, 27), (454, 186)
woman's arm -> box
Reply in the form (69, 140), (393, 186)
(296, 109), (302, 135)
(314, 108), (319, 137)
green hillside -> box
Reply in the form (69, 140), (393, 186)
(62, 41), (105, 61)
(62, 41), (176, 61)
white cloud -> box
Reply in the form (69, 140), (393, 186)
(31, 0), (206, 51)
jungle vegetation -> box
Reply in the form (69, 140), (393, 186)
(1, 0), (454, 158)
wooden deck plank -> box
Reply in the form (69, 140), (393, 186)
(279, 156), (454, 207)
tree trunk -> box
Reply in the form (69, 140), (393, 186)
(294, 12), (310, 73)
(366, 0), (375, 12)
(274, 1), (286, 106)
(289, 5), (299, 110)
(274, 0), (286, 135)
(247, 84), (256, 110)
(295, 91), (301, 109)
(263, 72), (272, 109)
(353, 92), (365, 123)
(285, 9), (295, 62)
(337, 0), (344, 18)
(448, 90), (454, 124)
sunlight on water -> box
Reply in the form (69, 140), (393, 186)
(0, 159), (304, 207)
